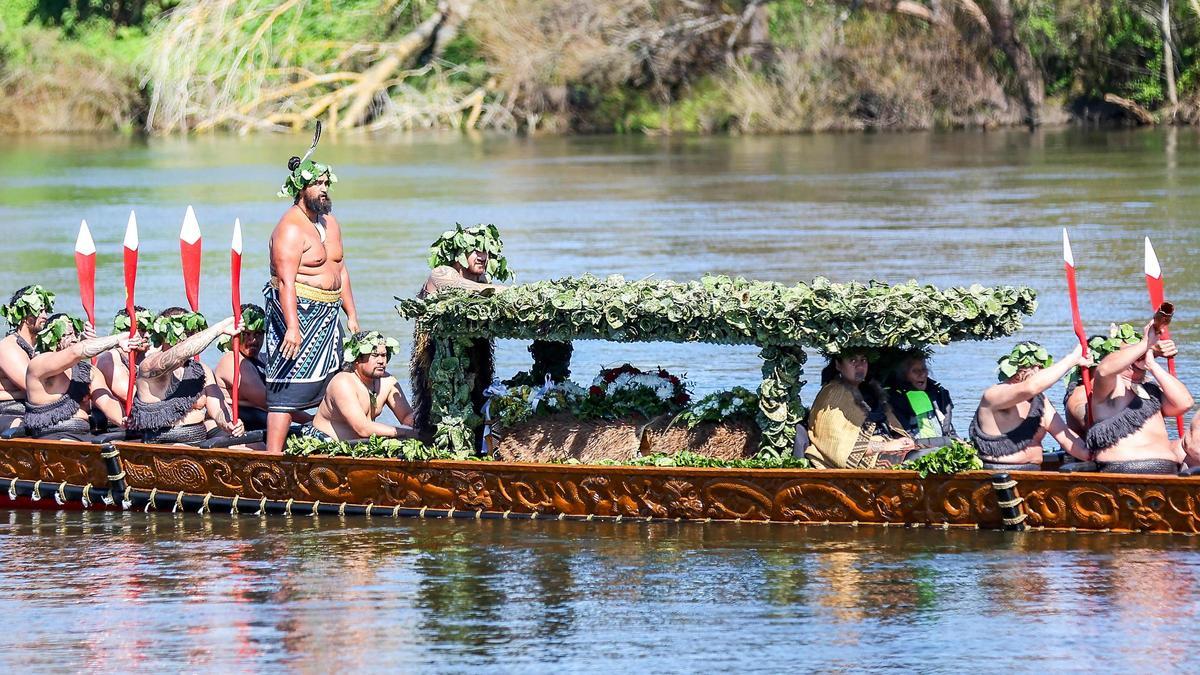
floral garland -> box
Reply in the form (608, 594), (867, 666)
(427, 223), (512, 281)
(285, 434), (470, 461)
(150, 311), (208, 348)
(996, 341), (1052, 381)
(343, 330), (400, 362)
(35, 314), (84, 352)
(1, 285), (55, 329)
(674, 386), (765, 430)
(112, 306), (154, 334)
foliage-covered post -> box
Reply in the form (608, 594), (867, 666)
(757, 346), (807, 458)
(429, 335), (477, 456)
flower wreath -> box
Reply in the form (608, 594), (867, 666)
(35, 313), (84, 353)
(217, 305), (267, 352)
(997, 341), (1052, 381)
(278, 159), (337, 199)
(427, 223), (512, 281)
(150, 311), (208, 348)
(113, 306), (154, 335)
(343, 331), (400, 363)
(1, 285), (55, 329)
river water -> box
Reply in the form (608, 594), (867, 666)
(3, 128), (1200, 669)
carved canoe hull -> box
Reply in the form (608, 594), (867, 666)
(2, 439), (1199, 534)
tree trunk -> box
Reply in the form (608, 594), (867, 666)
(1163, 0), (1178, 109)
(983, 0), (1043, 128)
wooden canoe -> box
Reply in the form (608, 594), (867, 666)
(1, 437), (1198, 535)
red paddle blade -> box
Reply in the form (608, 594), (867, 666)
(74, 220), (96, 325)
(180, 205), (202, 311)
(231, 218), (243, 318)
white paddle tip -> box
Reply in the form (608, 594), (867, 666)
(180, 205), (201, 244)
(1144, 236), (1162, 279)
(231, 218), (243, 254)
(124, 210), (139, 250)
(74, 220), (96, 255)
(1061, 228), (1074, 267)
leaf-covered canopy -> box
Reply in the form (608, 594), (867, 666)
(398, 274), (1037, 353)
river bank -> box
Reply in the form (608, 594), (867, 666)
(3, 1), (1200, 136)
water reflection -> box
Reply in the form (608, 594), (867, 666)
(2, 511), (1200, 669)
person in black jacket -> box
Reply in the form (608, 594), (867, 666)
(886, 352), (956, 445)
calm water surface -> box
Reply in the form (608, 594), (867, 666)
(3, 128), (1200, 670)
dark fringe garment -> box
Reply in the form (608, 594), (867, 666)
(24, 362), (92, 437)
(142, 422), (211, 444)
(30, 417), (92, 441)
(0, 399), (26, 416)
(127, 360), (206, 432)
(982, 461), (1043, 472)
(1086, 383), (1163, 453)
(1097, 458), (1179, 475)
(969, 394), (1046, 459)
(410, 331), (493, 436)
(14, 335), (35, 359)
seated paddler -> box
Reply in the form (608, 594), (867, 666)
(301, 331), (415, 443)
(0, 285), (55, 428)
(1086, 319), (1193, 474)
(215, 304), (309, 432)
(128, 308), (245, 444)
(970, 342), (1090, 470)
(805, 349), (917, 469)
(23, 314), (144, 440)
(886, 351), (956, 445)
(411, 224), (510, 436)
(96, 306), (154, 419)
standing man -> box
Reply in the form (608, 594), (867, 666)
(265, 144), (360, 453)
(0, 285), (55, 427)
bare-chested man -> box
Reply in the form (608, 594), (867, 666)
(96, 306), (153, 414)
(970, 342), (1091, 470)
(302, 331), (414, 442)
(0, 285), (55, 427)
(265, 149), (359, 453)
(411, 224), (509, 436)
(24, 314), (144, 440)
(1087, 321), (1193, 474)
(127, 308), (244, 444)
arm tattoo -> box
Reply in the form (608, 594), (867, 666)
(79, 335), (124, 360)
(140, 323), (227, 379)
(427, 266), (500, 293)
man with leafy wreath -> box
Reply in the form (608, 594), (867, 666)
(265, 146), (360, 453)
(969, 341), (1091, 470)
(215, 304), (309, 432)
(410, 223), (510, 436)
(23, 313), (144, 440)
(0, 285), (55, 427)
(128, 308), (244, 444)
(96, 306), (154, 417)
(302, 331), (415, 442)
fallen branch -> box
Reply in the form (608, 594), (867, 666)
(1104, 93), (1156, 125)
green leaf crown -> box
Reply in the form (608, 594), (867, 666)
(1, 285), (55, 329)
(217, 305), (266, 352)
(150, 311), (208, 347)
(997, 341), (1052, 381)
(427, 223), (512, 281)
(343, 330), (400, 363)
(113, 306), (154, 334)
(278, 159), (337, 199)
(1066, 323), (1141, 386)
(35, 313), (84, 353)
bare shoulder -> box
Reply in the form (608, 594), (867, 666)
(0, 335), (19, 357)
(271, 210), (308, 241)
(327, 371), (356, 396)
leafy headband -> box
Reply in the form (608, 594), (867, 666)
(427, 223), (512, 282)
(36, 314), (84, 353)
(113, 307), (154, 334)
(278, 159), (337, 199)
(1, 285), (55, 329)
(217, 305), (267, 352)
(150, 312), (208, 348)
(343, 331), (400, 363)
(997, 341), (1052, 381)
(1067, 323), (1140, 386)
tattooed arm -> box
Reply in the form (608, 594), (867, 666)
(139, 318), (239, 380)
(28, 334), (144, 380)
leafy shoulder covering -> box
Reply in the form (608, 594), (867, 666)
(398, 274), (1037, 351)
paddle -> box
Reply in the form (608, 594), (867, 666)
(123, 211), (139, 417)
(230, 219), (243, 425)
(73, 220), (96, 328)
(179, 205), (202, 312)
(1144, 237), (1185, 437)
(1062, 229), (1093, 424)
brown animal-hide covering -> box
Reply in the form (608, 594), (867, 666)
(410, 330), (494, 437)
(494, 414), (760, 463)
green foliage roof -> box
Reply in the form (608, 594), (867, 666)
(398, 274), (1037, 352)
